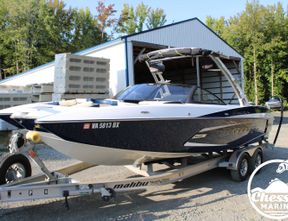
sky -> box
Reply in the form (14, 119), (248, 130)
(64, 0), (288, 24)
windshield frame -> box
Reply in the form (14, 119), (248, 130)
(114, 83), (194, 103)
(114, 83), (226, 105)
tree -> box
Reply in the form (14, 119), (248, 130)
(95, 1), (117, 41)
(206, 0), (288, 104)
(136, 3), (150, 31)
(146, 8), (167, 29)
(116, 2), (167, 35)
(71, 8), (103, 50)
(116, 3), (150, 35)
(117, 4), (137, 34)
(263, 37), (288, 97)
(0, 0), (42, 74)
(205, 16), (226, 36)
(0, 0), (104, 78)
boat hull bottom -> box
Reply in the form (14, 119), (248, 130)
(39, 132), (196, 165)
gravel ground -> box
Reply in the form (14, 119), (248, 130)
(0, 111), (287, 221)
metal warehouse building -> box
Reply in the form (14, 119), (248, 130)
(0, 17), (243, 96)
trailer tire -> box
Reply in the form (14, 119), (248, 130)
(230, 153), (250, 182)
(249, 149), (263, 174)
(101, 188), (115, 202)
(0, 153), (32, 185)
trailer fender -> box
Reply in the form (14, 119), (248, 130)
(219, 145), (263, 170)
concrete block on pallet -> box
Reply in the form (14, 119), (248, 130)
(39, 94), (52, 102)
(32, 93), (52, 102)
(0, 93), (32, 109)
(32, 84), (53, 94)
(31, 94), (39, 102)
(54, 53), (110, 94)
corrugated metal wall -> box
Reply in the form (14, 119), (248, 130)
(126, 19), (242, 58)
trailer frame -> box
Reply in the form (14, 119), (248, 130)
(0, 133), (270, 208)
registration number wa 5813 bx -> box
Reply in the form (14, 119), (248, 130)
(83, 122), (120, 129)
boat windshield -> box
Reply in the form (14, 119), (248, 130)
(115, 83), (226, 105)
(115, 84), (192, 103)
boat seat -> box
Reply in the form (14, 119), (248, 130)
(59, 99), (95, 107)
(74, 102), (95, 107)
(59, 99), (78, 106)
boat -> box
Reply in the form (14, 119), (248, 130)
(34, 48), (273, 165)
(0, 48), (273, 165)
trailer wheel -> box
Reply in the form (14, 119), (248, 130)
(230, 153), (250, 182)
(249, 149), (263, 174)
(101, 188), (115, 202)
(0, 153), (32, 185)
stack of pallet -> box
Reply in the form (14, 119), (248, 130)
(53, 54), (110, 101)
(0, 86), (32, 110)
(31, 83), (53, 102)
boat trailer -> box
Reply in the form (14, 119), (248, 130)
(0, 130), (272, 209)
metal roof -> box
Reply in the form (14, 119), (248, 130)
(122, 17), (242, 58)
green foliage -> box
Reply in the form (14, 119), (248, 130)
(146, 8), (167, 29)
(117, 4), (138, 34)
(206, 0), (288, 104)
(206, 16), (226, 36)
(116, 2), (166, 35)
(136, 3), (150, 32)
(0, 0), (103, 78)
